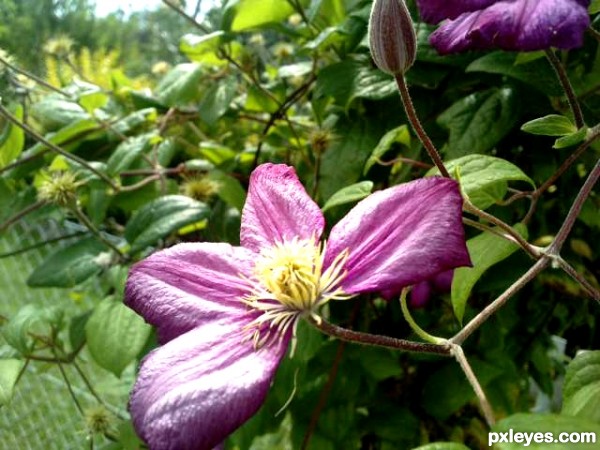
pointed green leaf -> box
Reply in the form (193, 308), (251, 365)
(451, 224), (528, 322)
(0, 359), (25, 406)
(156, 63), (204, 107)
(437, 87), (520, 158)
(553, 127), (587, 149)
(364, 125), (411, 174)
(86, 297), (151, 377)
(322, 181), (373, 212)
(427, 155), (535, 210)
(198, 77), (238, 125)
(230, 0), (294, 31)
(26, 238), (109, 288)
(106, 133), (154, 176)
(562, 351), (600, 423)
(0, 104), (24, 168)
(206, 170), (246, 211)
(2, 305), (64, 354)
(180, 31), (226, 66)
(125, 195), (210, 252)
(521, 115), (577, 136)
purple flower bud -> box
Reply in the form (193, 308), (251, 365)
(369, 0), (417, 75)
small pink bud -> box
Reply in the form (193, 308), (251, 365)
(368, 0), (417, 75)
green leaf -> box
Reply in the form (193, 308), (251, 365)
(278, 62), (313, 78)
(230, 0), (294, 31)
(245, 84), (280, 113)
(562, 351), (600, 423)
(125, 195), (210, 252)
(198, 77), (238, 125)
(422, 359), (503, 420)
(2, 305), (63, 354)
(110, 108), (157, 137)
(521, 115), (577, 136)
(412, 444), (471, 450)
(467, 52), (563, 96)
(0, 104), (24, 168)
(322, 181), (373, 212)
(316, 61), (396, 109)
(31, 97), (90, 131)
(437, 87), (520, 158)
(106, 133), (154, 176)
(364, 125), (411, 174)
(206, 170), (246, 211)
(589, 0), (600, 14)
(78, 91), (109, 114)
(427, 154), (535, 210)
(553, 127), (587, 149)
(26, 238), (109, 288)
(492, 414), (600, 449)
(0, 359), (25, 406)
(156, 63), (203, 107)
(85, 297), (151, 377)
(319, 118), (382, 200)
(451, 223), (528, 322)
(199, 142), (237, 165)
(180, 31), (226, 66)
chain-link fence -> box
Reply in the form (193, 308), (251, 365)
(0, 220), (130, 449)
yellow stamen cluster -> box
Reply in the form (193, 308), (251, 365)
(242, 237), (350, 349)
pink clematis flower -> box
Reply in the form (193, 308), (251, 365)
(125, 163), (471, 450)
(416, 0), (591, 54)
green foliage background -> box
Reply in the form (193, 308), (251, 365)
(0, 0), (599, 449)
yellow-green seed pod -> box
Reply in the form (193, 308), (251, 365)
(368, 0), (417, 75)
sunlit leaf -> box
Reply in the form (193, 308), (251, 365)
(86, 296), (151, 377)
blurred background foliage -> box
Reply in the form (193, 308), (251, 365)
(0, 0), (599, 449)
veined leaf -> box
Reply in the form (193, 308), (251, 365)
(451, 223), (528, 322)
(125, 195), (210, 252)
(86, 296), (151, 377)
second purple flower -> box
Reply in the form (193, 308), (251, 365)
(417, 0), (591, 54)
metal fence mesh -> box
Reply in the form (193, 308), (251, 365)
(0, 220), (129, 449)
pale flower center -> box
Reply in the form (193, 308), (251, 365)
(242, 237), (350, 349)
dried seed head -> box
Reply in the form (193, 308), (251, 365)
(368, 0), (417, 75)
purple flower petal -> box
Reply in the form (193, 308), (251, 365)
(410, 281), (432, 308)
(431, 269), (454, 291)
(416, 0), (496, 23)
(125, 243), (255, 343)
(241, 163), (325, 253)
(129, 317), (290, 450)
(429, 0), (590, 54)
(325, 177), (471, 295)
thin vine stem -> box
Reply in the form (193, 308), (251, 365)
(0, 103), (118, 190)
(451, 258), (550, 345)
(161, 0), (211, 33)
(394, 75), (450, 178)
(549, 157), (600, 254)
(0, 200), (46, 233)
(451, 344), (496, 427)
(556, 257), (600, 302)
(306, 315), (451, 356)
(400, 288), (445, 344)
(545, 50), (585, 129)
(71, 206), (126, 259)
